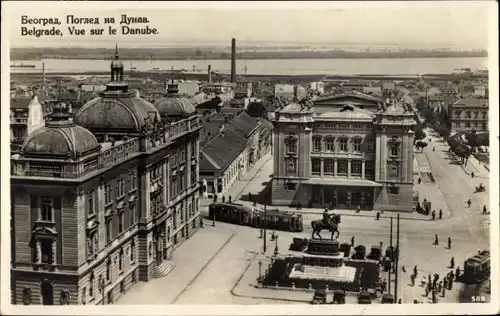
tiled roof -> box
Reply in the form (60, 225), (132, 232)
(315, 90), (383, 103)
(201, 126), (247, 172)
(10, 97), (32, 109)
(228, 112), (259, 137)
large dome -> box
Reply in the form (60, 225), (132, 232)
(154, 83), (196, 117)
(21, 106), (100, 159)
(75, 85), (160, 133)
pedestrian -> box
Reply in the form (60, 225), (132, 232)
(402, 266), (406, 273)
(259, 228), (263, 238)
(441, 285), (446, 297)
(418, 177), (422, 184)
(434, 234), (439, 245)
(483, 205), (487, 214)
(428, 273), (432, 286)
(398, 299), (402, 304)
(439, 209), (443, 220)
(253, 200), (257, 207)
(229, 195), (232, 202)
(376, 211), (380, 220)
(356, 205), (360, 213)
(432, 210), (436, 220)
(271, 231), (276, 241)
(380, 241), (383, 250)
(450, 270), (455, 281)
(414, 265), (418, 277)
(437, 281), (442, 293)
(467, 199), (471, 208)
(421, 275), (427, 287)
(248, 192), (253, 202)
(432, 290), (437, 303)
(471, 172), (475, 178)
(424, 286), (428, 296)
(381, 279), (387, 292)
(330, 201), (334, 210)
(222, 195), (225, 203)
(443, 278), (448, 291)
(351, 236), (355, 247)
(455, 267), (460, 279)
(447, 237), (451, 249)
(200, 217), (204, 228)
(380, 207), (384, 214)
(297, 202), (301, 210)
(450, 257), (455, 268)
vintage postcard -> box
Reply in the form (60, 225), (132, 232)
(1, 1), (498, 315)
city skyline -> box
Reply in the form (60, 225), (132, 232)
(5, 1), (492, 49)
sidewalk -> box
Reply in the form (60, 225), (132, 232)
(201, 152), (272, 207)
(413, 152), (451, 220)
(115, 226), (234, 305)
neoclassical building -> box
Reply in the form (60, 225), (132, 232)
(10, 47), (201, 305)
(271, 91), (416, 212)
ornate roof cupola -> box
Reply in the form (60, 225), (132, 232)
(110, 43), (124, 82)
(153, 77), (196, 118)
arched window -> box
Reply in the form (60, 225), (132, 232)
(119, 249), (124, 271)
(22, 288), (32, 305)
(130, 240), (135, 263)
(106, 258), (111, 281)
(89, 272), (94, 298)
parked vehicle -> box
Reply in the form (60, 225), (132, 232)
(311, 289), (327, 304)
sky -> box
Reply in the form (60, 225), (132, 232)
(3, 1), (493, 49)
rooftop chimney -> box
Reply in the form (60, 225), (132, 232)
(208, 65), (212, 84)
(231, 38), (236, 83)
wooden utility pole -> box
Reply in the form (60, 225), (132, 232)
(262, 204), (267, 253)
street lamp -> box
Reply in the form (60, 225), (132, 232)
(212, 207), (216, 227)
(262, 204), (267, 253)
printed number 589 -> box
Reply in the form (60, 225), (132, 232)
(471, 296), (486, 302)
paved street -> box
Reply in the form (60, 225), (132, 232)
(116, 137), (491, 304)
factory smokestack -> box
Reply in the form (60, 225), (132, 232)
(208, 65), (212, 84)
(231, 38), (236, 83)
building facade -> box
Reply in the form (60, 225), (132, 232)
(449, 98), (489, 134)
(10, 48), (202, 305)
(271, 92), (416, 212)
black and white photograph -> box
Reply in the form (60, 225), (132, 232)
(1, 1), (498, 315)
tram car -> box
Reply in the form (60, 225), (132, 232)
(463, 250), (490, 284)
(252, 208), (304, 232)
(208, 202), (256, 225)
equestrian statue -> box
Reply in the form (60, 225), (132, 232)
(311, 209), (341, 240)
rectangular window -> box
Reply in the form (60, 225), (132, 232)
(87, 193), (95, 216)
(351, 161), (362, 174)
(366, 161), (374, 174)
(105, 184), (112, 204)
(339, 139), (348, 152)
(337, 161), (347, 174)
(119, 212), (124, 234)
(286, 140), (297, 154)
(40, 239), (53, 264)
(120, 177), (125, 197)
(87, 236), (93, 257)
(325, 160), (334, 174)
(311, 159), (321, 174)
(390, 145), (400, 157)
(325, 138), (335, 152)
(94, 234), (98, 255)
(106, 220), (112, 244)
(353, 139), (361, 152)
(367, 140), (374, 152)
(40, 197), (53, 222)
(313, 138), (322, 152)
(180, 172), (185, 191)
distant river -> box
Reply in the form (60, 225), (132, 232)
(11, 57), (487, 76)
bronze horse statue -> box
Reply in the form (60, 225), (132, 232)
(311, 213), (341, 240)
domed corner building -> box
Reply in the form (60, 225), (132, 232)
(75, 57), (160, 137)
(154, 81), (196, 120)
(9, 45), (202, 306)
(20, 104), (100, 160)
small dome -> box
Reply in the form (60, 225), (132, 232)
(154, 83), (196, 117)
(21, 106), (99, 158)
(75, 89), (160, 133)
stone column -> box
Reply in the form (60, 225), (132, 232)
(347, 160), (352, 178)
(162, 162), (168, 206)
(362, 160), (366, 179)
(334, 159), (338, 177)
(52, 239), (57, 264)
(186, 143), (192, 188)
(320, 158), (324, 177)
(36, 240), (41, 264)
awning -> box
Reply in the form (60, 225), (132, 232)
(302, 178), (383, 187)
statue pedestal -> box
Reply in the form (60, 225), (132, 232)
(307, 239), (340, 256)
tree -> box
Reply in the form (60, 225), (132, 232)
(415, 140), (428, 152)
(413, 124), (426, 143)
(454, 145), (472, 166)
(465, 130), (479, 152)
(246, 101), (267, 118)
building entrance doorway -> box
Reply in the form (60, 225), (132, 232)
(41, 281), (53, 305)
